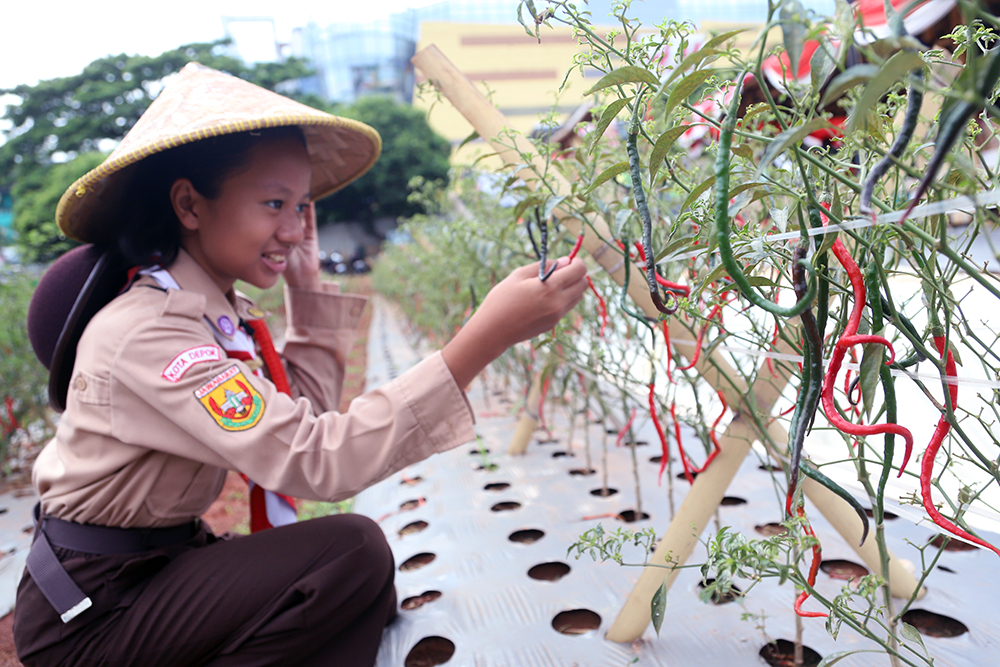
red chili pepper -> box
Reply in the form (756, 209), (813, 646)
(690, 391), (726, 474)
(616, 408), (638, 447)
(677, 303), (722, 372)
(820, 229), (914, 474)
(921, 336), (1000, 558)
(793, 505), (828, 618)
(615, 239), (691, 297)
(586, 276), (608, 338)
(670, 402), (695, 484)
(649, 382), (671, 484)
(568, 233), (584, 261)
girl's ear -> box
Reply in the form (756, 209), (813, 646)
(171, 178), (202, 231)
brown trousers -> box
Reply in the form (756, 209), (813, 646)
(14, 514), (397, 667)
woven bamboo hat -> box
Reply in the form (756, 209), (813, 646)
(56, 62), (382, 243)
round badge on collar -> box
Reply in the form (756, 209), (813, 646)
(218, 316), (236, 336)
(247, 307), (265, 318)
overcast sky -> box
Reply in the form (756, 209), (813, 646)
(2, 0), (443, 90)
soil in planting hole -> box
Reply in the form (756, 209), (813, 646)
(509, 529), (545, 544)
(676, 471), (700, 482)
(698, 578), (742, 604)
(864, 508), (898, 520)
(820, 559), (869, 582)
(590, 487), (618, 497)
(569, 468), (596, 476)
(930, 534), (979, 551)
(474, 463), (499, 472)
(759, 639), (822, 667)
(469, 448), (490, 455)
(618, 510), (650, 523)
(528, 562), (571, 581)
(400, 476), (423, 486)
(399, 553), (436, 572)
(938, 565), (957, 573)
(902, 609), (968, 638)
(551, 609), (602, 635)
(758, 463), (783, 473)
(552, 451), (575, 458)
(400, 498), (425, 511)
(755, 523), (787, 537)
(491, 501), (521, 512)
(623, 440), (648, 447)
(720, 496), (747, 506)
(398, 520), (429, 537)
(403, 636), (455, 667)
(536, 437), (559, 445)
(483, 482), (510, 492)
(401, 590), (443, 611)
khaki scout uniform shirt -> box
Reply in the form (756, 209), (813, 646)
(33, 250), (476, 528)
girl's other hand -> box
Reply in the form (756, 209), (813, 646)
(442, 256), (588, 388)
(284, 202), (322, 291)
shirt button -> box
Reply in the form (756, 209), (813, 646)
(74, 375), (87, 391)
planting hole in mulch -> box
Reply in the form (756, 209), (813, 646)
(491, 501), (521, 512)
(569, 468), (596, 476)
(590, 487), (618, 497)
(551, 609), (601, 635)
(484, 482), (510, 492)
(528, 562), (571, 581)
(676, 471), (700, 482)
(403, 636), (455, 667)
(398, 520), (429, 537)
(399, 553), (437, 572)
(617, 510), (650, 523)
(400, 498), (425, 511)
(469, 448), (490, 455)
(864, 508), (898, 519)
(820, 559), (869, 582)
(622, 440), (648, 447)
(758, 463), (783, 473)
(938, 565), (957, 573)
(605, 428), (619, 435)
(931, 534), (979, 551)
(400, 476), (423, 486)
(759, 639), (822, 667)
(755, 523), (787, 537)
(401, 590), (443, 611)
(552, 451), (575, 458)
(509, 529), (545, 544)
(720, 496), (747, 506)
(698, 578), (742, 604)
(474, 463), (499, 472)
(536, 437), (559, 445)
(901, 609), (969, 638)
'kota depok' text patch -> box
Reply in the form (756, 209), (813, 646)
(162, 345), (222, 382)
(195, 365), (265, 431)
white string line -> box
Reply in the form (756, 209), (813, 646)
(664, 188), (1000, 264)
(669, 336), (1000, 391)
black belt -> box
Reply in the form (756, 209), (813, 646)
(26, 504), (199, 623)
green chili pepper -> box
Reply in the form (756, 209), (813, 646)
(627, 131), (677, 315)
(801, 462), (870, 547)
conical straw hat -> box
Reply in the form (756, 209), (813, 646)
(56, 62), (382, 243)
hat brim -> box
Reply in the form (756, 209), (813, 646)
(55, 63), (382, 243)
(46, 247), (129, 412)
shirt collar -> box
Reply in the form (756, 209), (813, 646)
(167, 250), (241, 340)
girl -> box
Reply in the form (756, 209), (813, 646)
(16, 63), (587, 667)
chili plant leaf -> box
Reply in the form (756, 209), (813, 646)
(650, 579), (668, 636)
(745, 275), (779, 288)
(680, 174), (716, 217)
(816, 650), (885, 667)
(457, 129), (480, 150)
(589, 97), (633, 154)
(846, 50), (925, 136)
(663, 70), (716, 120)
(513, 193), (546, 222)
(701, 28), (747, 53)
(661, 46), (721, 90)
(900, 622), (926, 649)
(654, 234), (698, 262)
(754, 119), (834, 180)
(859, 335), (885, 420)
(730, 143), (754, 163)
(780, 0), (808, 79)
(810, 37), (839, 93)
(543, 195), (566, 221)
(648, 126), (689, 186)
(585, 66), (660, 96)
(584, 161), (629, 195)
(727, 180), (768, 200)
(819, 64), (880, 108)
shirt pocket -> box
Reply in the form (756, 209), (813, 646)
(70, 370), (110, 405)
(144, 459), (227, 520)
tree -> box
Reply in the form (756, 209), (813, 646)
(317, 96), (451, 225)
(0, 40), (315, 261)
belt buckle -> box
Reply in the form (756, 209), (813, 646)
(60, 596), (92, 624)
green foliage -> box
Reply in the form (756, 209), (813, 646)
(0, 270), (52, 464)
(317, 96), (451, 223)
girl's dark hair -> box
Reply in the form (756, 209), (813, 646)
(114, 125), (307, 267)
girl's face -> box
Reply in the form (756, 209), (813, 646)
(175, 135), (312, 293)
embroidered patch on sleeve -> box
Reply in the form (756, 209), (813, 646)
(195, 366), (265, 431)
(161, 345), (222, 383)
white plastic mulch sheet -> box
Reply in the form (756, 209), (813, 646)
(357, 298), (1000, 667)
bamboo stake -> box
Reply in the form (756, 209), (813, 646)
(508, 369), (545, 455)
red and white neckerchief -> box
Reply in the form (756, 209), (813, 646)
(142, 268), (297, 532)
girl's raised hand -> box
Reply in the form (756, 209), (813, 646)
(284, 202), (322, 291)
(442, 257), (588, 388)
